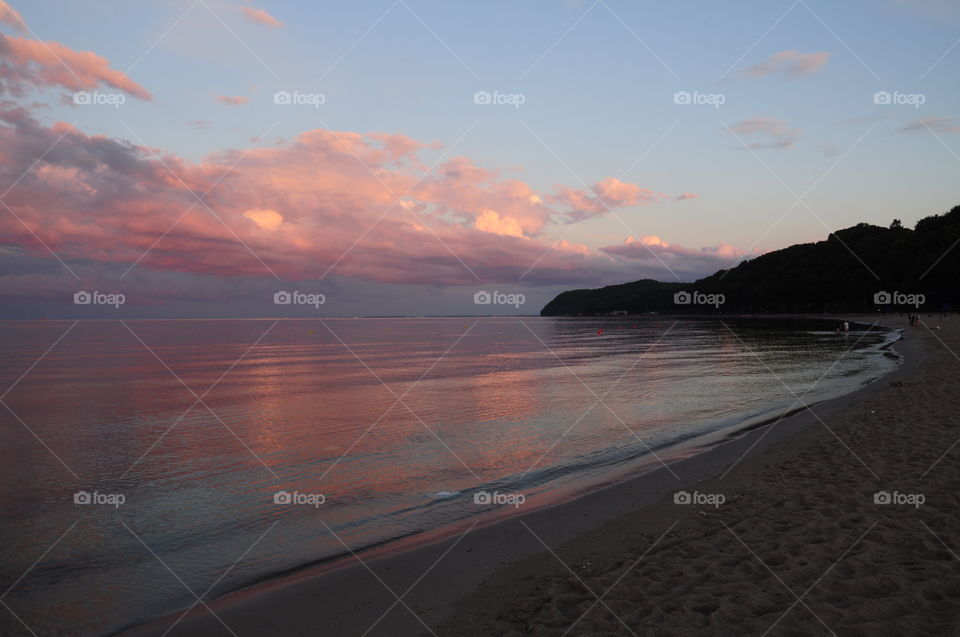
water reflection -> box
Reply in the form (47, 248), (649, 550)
(0, 317), (898, 635)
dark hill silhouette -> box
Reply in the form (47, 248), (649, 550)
(541, 205), (960, 316)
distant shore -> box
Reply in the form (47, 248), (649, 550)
(129, 314), (950, 636)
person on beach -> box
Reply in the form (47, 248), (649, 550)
(843, 320), (850, 333)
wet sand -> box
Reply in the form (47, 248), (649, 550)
(134, 315), (960, 636)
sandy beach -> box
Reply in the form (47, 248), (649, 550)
(131, 314), (960, 637)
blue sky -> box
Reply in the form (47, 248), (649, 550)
(1, 0), (958, 316)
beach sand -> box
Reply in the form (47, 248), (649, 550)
(137, 315), (960, 636)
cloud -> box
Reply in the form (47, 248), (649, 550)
(0, 33), (150, 99)
(738, 50), (830, 80)
(217, 95), (249, 106)
(475, 209), (525, 238)
(897, 116), (960, 134)
(674, 193), (697, 201)
(549, 177), (665, 222)
(0, 100), (737, 308)
(727, 117), (799, 149)
(189, 120), (212, 130)
(0, 1), (26, 33)
(601, 235), (760, 277)
(0, 107), (648, 290)
(243, 208), (284, 230)
(0, 11), (712, 301)
(241, 7), (284, 28)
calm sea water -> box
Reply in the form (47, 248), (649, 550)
(0, 317), (899, 635)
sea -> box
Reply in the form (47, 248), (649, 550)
(0, 316), (901, 635)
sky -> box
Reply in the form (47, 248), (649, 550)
(0, 0), (958, 317)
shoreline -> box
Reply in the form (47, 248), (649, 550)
(443, 314), (957, 635)
(126, 315), (922, 636)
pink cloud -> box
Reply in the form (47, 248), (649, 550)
(0, 18), (784, 305)
(241, 7), (284, 28)
(0, 33), (151, 99)
(601, 235), (760, 273)
(898, 116), (960, 134)
(0, 107), (643, 288)
(474, 210), (525, 238)
(0, 1), (26, 33)
(739, 50), (830, 80)
(243, 208), (283, 230)
(674, 193), (697, 201)
(217, 95), (249, 106)
(549, 177), (665, 222)
(0, 28), (688, 293)
(727, 117), (799, 149)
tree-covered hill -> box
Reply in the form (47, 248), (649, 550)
(541, 205), (960, 316)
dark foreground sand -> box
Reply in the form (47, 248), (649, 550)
(137, 315), (960, 636)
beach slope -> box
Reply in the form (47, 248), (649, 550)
(441, 317), (960, 635)
(137, 316), (959, 636)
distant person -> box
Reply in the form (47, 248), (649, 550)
(843, 321), (850, 333)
